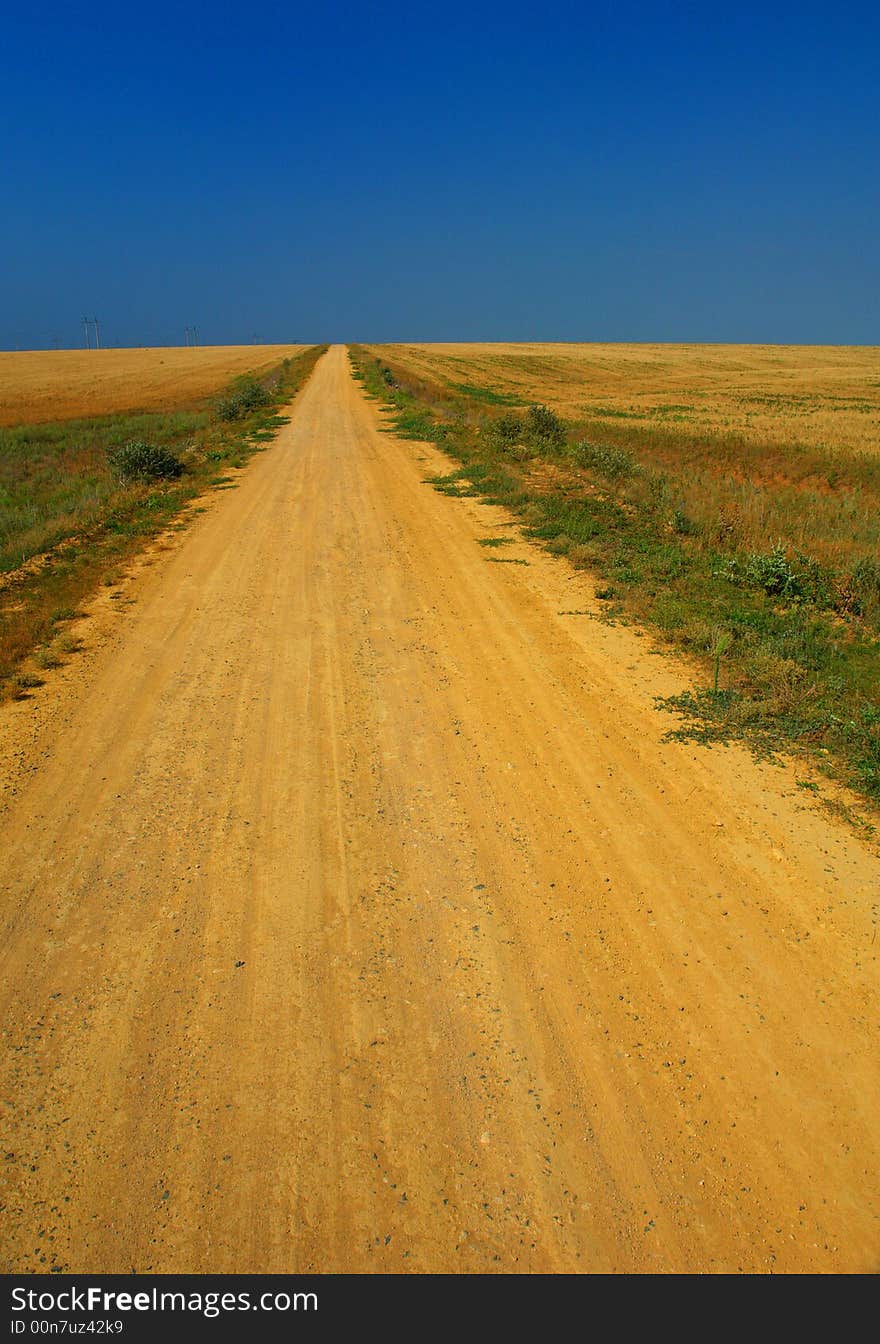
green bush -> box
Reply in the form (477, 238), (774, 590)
(107, 440), (183, 483)
(216, 377), (270, 422)
(493, 412), (524, 446)
(570, 440), (636, 479)
(525, 404), (566, 449)
(745, 544), (808, 599)
(719, 543), (832, 605)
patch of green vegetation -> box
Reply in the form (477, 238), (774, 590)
(477, 536), (515, 547)
(215, 375), (271, 422)
(818, 794), (876, 840)
(585, 405), (642, 419)
(34, 646), (63, 670)
(107, 441), (184, 484)
(450, 382), (526, 406)
(425, 466), (484, 497)
(524, 404), (566, 450)
(569, 440), (637, 480)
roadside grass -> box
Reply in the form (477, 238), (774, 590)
(1, 346), (326, 699)
(1, 411), (205, 573)
(350, 345), (880, 813)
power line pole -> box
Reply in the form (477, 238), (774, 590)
(83, 317), (91, 350)
(93, 317), (100, 349)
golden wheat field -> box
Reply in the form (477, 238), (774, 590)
(376, 342), (880, 455)
(0, 345), (306, 425)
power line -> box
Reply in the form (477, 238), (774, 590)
(81, 317), (101, 349)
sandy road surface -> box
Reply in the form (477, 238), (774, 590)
(1, 346), (878, 1273)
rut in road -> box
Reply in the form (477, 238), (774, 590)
(1, 346), (878, 1273)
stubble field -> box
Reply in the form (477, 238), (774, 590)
(0, 344), (307, 426)
(379, 342), (880, 455)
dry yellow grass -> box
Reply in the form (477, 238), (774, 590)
(373, 342), (880, 455)
(0, 344), (306, 425)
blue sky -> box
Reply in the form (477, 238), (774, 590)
(1, 1), (878, 346)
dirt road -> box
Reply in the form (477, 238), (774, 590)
(1, 346), (878, 1273)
